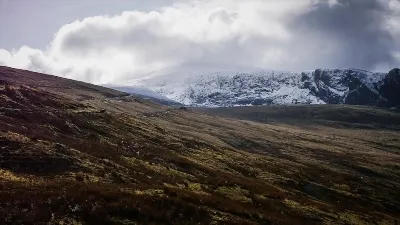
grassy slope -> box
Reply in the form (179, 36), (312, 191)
(1, 66), (400, 225)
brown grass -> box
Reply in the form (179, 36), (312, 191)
(1, 66), (400, 224)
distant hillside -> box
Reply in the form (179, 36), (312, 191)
(119, 66), (400, 108)
(195, 104), (400, 130)
(105, 85), (182, 106)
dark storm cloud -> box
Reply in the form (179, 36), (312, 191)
(293, 0), (396, 69)
(1, 0), (399, 84)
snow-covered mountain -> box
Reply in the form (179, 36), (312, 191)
(115, 67), (400, 108)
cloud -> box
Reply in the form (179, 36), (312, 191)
(0, 0), (399, 84)
(291, 0), (399, 70)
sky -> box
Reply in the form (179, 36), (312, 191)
(0, 0), (399, 84)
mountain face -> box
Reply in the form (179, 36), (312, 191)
(123, 67), (400, 107)
(379, 68), (400, 107)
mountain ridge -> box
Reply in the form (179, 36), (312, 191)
(119, 67), (399, 108)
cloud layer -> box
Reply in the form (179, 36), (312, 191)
(0, 0), (399, 84)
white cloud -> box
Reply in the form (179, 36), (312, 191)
(0, 0), (399, 84)
(0, 49), (11, 65)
